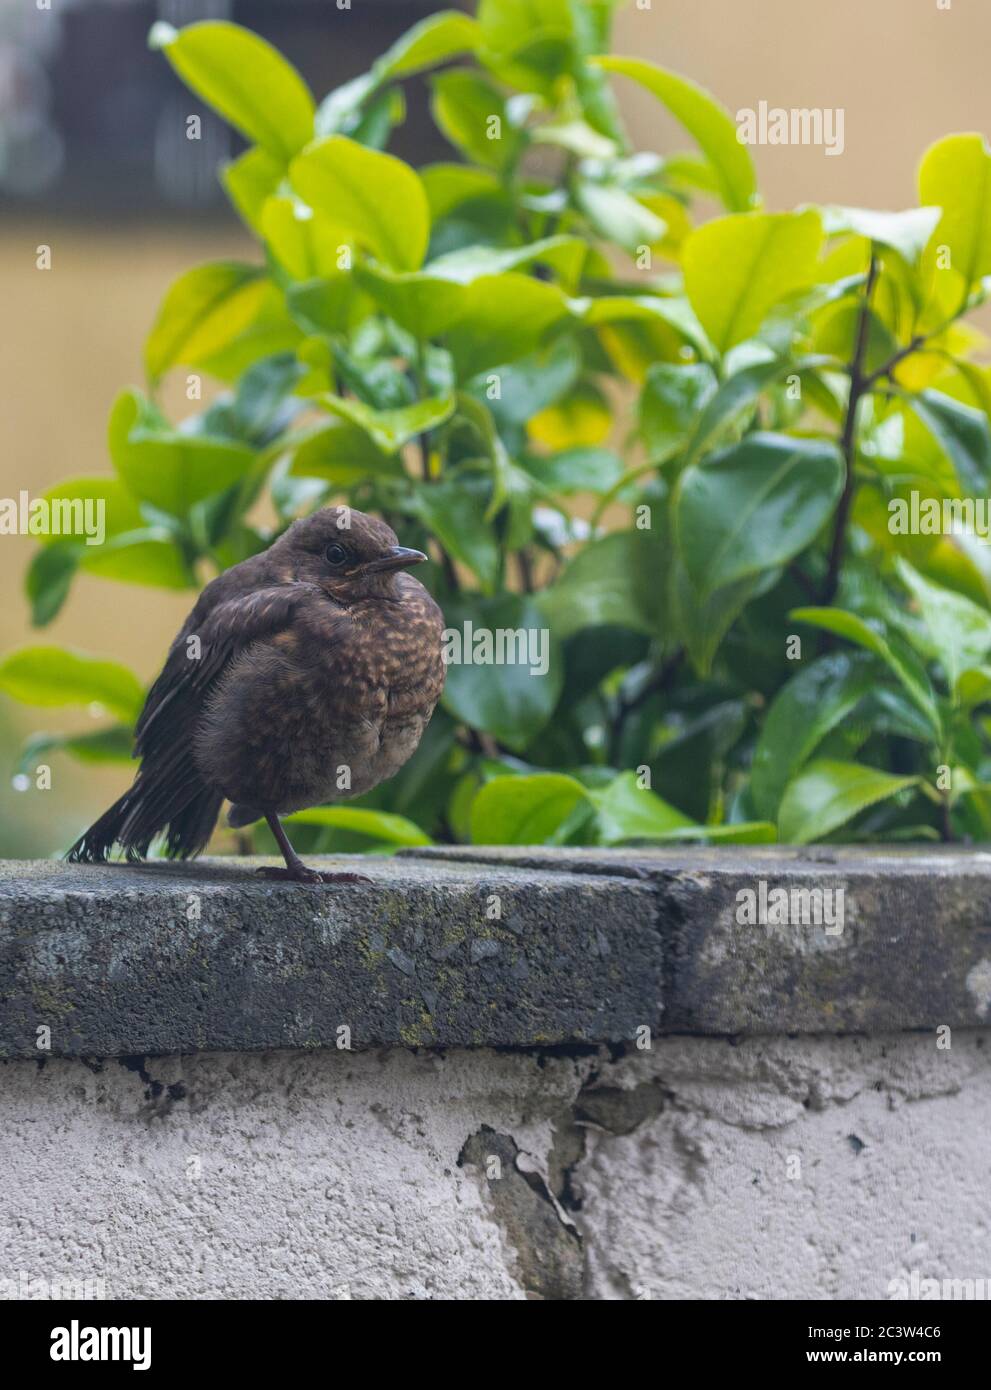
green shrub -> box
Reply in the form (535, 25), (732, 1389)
(5, 1), (991, 851)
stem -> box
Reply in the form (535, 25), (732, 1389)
(433, 542), (459, 594)
(940, 793), (955, 843)
(517, 547), (535, 594)
(610, 648), (684, 764)
(821, 255), (879, 607)
(860, 332), (926, 390)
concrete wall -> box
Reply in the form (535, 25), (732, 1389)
(4, 847), (991, 1301)
(2, 1032), (989, 1301)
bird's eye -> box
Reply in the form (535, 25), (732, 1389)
(324, 542), (349, 568)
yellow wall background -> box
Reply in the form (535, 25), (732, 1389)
(1, 0), (988, 854)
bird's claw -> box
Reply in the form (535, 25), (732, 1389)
(255, 866), (372, 885)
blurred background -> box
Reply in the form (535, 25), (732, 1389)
(1, 0), (989, 856)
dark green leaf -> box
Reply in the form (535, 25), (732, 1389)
(778, 759), (919, 843)
(676, 433), (843, 598)
(442, 593), (563, 748)
(750, 652), (876, 819)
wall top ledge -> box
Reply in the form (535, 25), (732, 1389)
(1, 848), (989, 1058)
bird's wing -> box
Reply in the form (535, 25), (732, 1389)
(134, 582), (329, 761)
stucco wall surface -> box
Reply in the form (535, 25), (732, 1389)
(2, 1031), (988, 1301)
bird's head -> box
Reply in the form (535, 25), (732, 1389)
(280, 505), (428, 600)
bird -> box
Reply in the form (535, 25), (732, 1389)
(68, 506), (446, 884)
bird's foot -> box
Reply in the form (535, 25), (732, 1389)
(255, 865), (372, 885)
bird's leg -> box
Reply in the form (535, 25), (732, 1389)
(256, 813), (372, 885)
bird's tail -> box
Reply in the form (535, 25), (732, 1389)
(67, 779), (224, 864)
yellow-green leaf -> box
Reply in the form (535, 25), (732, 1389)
(0, 646), (144, 722)
(284, 806), (431, 847)
(469, 772), (588, 845)
(222, 146), (284, 234)
(149, 20), (314, 160)
(290, 135), (430, 272)
(683, 209), (823, 354)
(592, 56), (758, 213)
(144, 262), (267, 384)
(918, 133), (991, 290)
(778, 760), (919, 844)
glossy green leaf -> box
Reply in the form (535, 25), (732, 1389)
(261, 196), (348, 279)
(353, 236), (583, 339)
(442, 594), (563, 747)
(477, 0), (574, 93)
(149, 20), (314, 160)
(80, 530), (190, 590)
(533, 118), (616, 160)
(469, 337), (581, 434)
(17, 726), (134, 772)
(430, 69), (522, 170)
(34, 476), (144, 547)
(592, 56), (758, 212)
(897, 559), (991, 694)
(469, 771), (587, 844)
(284, 806), (432, 846)
(412, 476), (501, 592)
(750, 652), (876, 819)
(575, 181), (664, 252)
(909, 390), (991, 497)
(222, 146), (284, 234)
(522, 446), (623, 495)
(421, 162), (506, 222)
(0, 647), (144, 721)
(957, 666), (991, 709)
(353, 265), (466, 339)
(290, 136), (430, 272)
(288, 421), (401, 486)
(581, 294), (713, 359)
(790, 606), (940, 733)
(378, 10), (479, 78)
(540, 531), (663, 638)
(670, 556), (771, 677)
(187, 283), (302, 383)
(778, 759), (919, 843)
(639, 363), (717, 464)
(918, 133), (991, 289)
(317, 393), (454, 453)
(109, 390), (256, 519)
(144, 262), (267, 384)
(676, 433), (843, 598)
(446, 274), (571, 380)
(286, 275), (361, 337)
(683, 209), (823, 353)
(589, 771), (693, 842)
(822, 205), (942, 265)
(25, 544), (79, 627)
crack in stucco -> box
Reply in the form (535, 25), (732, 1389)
(458, 1124), (583, 1299)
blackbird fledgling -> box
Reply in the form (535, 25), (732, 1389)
(68, 507), (446, 883)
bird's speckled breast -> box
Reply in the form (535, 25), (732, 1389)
(195, 576), (446, 815)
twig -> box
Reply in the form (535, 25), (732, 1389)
(610, 648), (684, 763)
(517, 548), (535, 594)
(821, 255), (879, 607)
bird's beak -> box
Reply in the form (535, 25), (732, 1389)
(362, 546), (428, 575)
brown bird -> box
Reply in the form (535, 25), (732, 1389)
(68, 507), (446, 883)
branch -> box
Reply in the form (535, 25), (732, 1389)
(820, 255), (879, 606)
